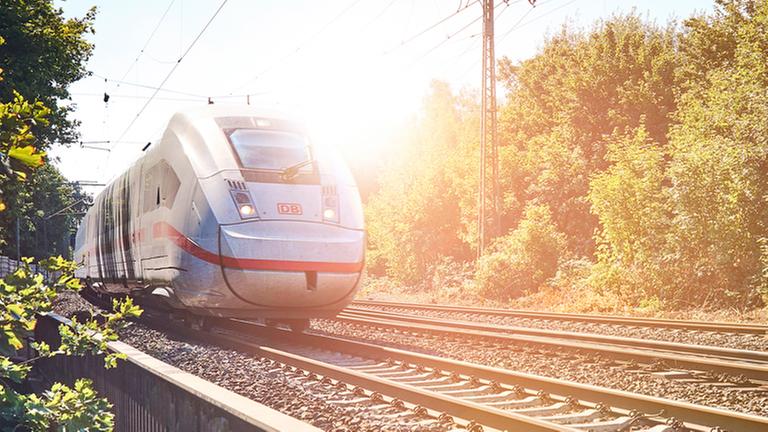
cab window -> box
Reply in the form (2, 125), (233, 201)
(227, 129), (311, 172)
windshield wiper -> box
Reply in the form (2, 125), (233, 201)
(281, 159), (315, 181)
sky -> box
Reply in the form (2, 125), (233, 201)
(50, 0), (714, 193)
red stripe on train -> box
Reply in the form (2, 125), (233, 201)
(153, 221), (363, 273)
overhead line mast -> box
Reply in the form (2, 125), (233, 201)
(477, 0), (537, 257)
(477, 0), (500, 257)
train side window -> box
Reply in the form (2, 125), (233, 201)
(143, 163), (159, 213)
(143, 160), (180, 212)
(161, 163), (180, 208)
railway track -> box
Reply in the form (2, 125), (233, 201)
(168, 317), (768, 432)
(337, 307), (768, 384)
(78, 292), (768, 431)
(352, 300), (768, 335)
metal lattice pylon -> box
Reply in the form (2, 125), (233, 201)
(478, 0), (500, 257)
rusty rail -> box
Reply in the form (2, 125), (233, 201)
(352, 300), (768, 335)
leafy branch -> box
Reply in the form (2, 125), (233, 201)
(0, 258), (142, 431)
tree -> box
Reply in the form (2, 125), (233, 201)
(0, 0), (95, 255)
(0, 4), (141, 428)
(664, 0), (768, 306)
(0, 54), (48, 214)
(586, 0), (768, 307)
(588, 127), (670, 303)
(366, 81), (471, 283)
(496, 14), (679, 256)
(0, 0), (95, 149)
(1, 164), (90, 260)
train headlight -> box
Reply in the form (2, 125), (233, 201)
(230, 190), (258, 219)
(239, 204), (255, 216)
(322, 186), (339, 223)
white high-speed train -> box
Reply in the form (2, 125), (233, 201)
(74, 107), (365, 329)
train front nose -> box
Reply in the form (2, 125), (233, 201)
(217, 220), (364, 308)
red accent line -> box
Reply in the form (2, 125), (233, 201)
(154, 221), (363, 273)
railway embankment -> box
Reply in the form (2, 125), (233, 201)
(51, 292), (768, 431)
(312, 312), (768, 417)
(34, 312), (320, 432)
(351, 301), (768, 351)
(52, 292), (455, 432)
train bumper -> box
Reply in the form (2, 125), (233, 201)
(217, 220), (364, 308)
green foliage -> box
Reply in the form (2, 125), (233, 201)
(0, 3), (128, 430)
(586, 0), (768, 308)
(0, 163), (91, 258)
(664, 0), (768, 306)
(21, 379), (113, 432)
(0, 66), (90, 258)
(475, 204), (566, 300)
(496, 13), (679, 255)
(0, 0), (95, 148)
(0, 258), (141, 431)
(0, 88), (49, 213)
(366, 82), (472, 283)
(0, 1), (93, 255)
(587, 127), (669, 302)
(56, 297), (142, 369)
(366, 13), (682, 290)
(366, 2), (768, 311)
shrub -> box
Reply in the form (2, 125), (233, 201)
(475, 204), (566, 300)
(0, 257), (142, 431)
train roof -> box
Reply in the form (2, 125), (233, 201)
(156, 106), (307, 179)
(95, 106), (310, 194)
(169, 105), (300, 123)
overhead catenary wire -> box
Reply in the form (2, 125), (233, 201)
(89, 73), (269, 102)
(232, 0), (366, 94)
(455, 0), (575, 81)
(91, 74), (209, 99)
(447, 0), (515, 69)
(385, 0), (479, 54)
(360, 0), (400, 31)
(119, 0), (178, 81)
(498, 0), (580, 43)
(112, 0), (229, 149)
(71, 92), (207, 103)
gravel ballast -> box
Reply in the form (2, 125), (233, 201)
(51, 292), (768, 426)
(355, 304), (768, 352)
(51, 293), (456, 432)
(311, 319), (768, 418)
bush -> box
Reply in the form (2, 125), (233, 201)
(475, 204), (566, 300)
(0, 257), (142, 431)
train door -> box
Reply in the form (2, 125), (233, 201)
(137, 160), (155, 282)
(129, 165), (143, 284)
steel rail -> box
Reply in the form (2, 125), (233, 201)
(219, 319), (768, 432)
(335, 310), (768, 382)
(345, 307), (768, 363)
(153, 317), (578, 432)
(352, 300), (768, 335)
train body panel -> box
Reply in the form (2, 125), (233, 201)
(74, 106), (364, 319)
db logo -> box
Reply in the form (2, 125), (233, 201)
(277, 203), (302, 215)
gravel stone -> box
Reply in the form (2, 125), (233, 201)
(355, 305), (768, 352)
(50, 292), (458, 432)
(311, 319), (768, 418)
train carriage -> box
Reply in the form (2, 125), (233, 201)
(74, 106), (365, 327)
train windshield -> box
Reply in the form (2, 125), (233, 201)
(228, 129), (311, 171)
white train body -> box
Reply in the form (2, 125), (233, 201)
(74, 107), (364, 319)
